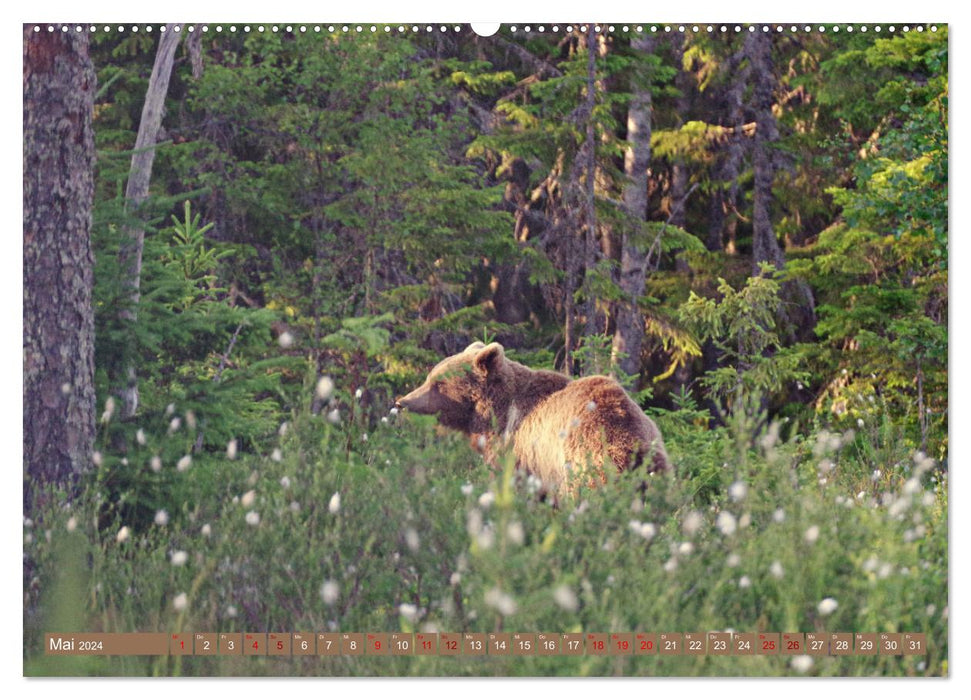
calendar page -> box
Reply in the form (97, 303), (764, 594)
(23, 16), (948, 680)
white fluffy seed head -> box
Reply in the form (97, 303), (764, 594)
(328, 492), (341, 514)
(716, 511), (737, 536)
(817, 597), (838, 615)
(682, 510), (703, 536)
(320, 580), (339, 605)
(552, 585), (578, 612)
(316, 376), (335, 401)
(173, 593), (188, 612)
(171, 550), (188, 566)
(728, 481), (748, 502)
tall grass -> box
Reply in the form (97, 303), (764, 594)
(23, 386), (947, 677)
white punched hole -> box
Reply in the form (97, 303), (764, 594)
(471, 22), (501, 37)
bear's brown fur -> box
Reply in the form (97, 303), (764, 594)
(396, 342), (670, 499)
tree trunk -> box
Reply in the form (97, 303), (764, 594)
(23, 25), (97, 509)
(745, 31), (786, 274)
(612, 34), (655, 380)
(580, 23), (599, 339)
(117, 24), (183, 418)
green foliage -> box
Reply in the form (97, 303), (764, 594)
(678, 267), (810, 410)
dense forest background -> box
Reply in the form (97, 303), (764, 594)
(77, 23), (946, 456)
(23, 24), (948, 677)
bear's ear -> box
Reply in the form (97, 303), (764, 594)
(473, 342), (505, 377)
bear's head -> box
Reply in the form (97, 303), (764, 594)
(395, 341), (506, 432)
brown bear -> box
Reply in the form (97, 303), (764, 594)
(395, 341), (670, 499)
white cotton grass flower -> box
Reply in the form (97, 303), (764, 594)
(241, 490), (256, 508)
(628, 520), (657, 541)
(177, 455), (192, 472)
(173, 593), (188, 612)
(678, 541), (695, 556)
(226, 605), (238, 618)
(663, 558), (678, 573)
(327, 408), (341, 425)
(245, 510), (260, 526)
(476, 527), (495, 550)
(201, 524), (212, 538)
(726, 552), (741, 568)
(553, 585), (578, 612)
(168, 416), (182, 435)
(66, 516), (77, 533)
(716, 511), (737, 536)
(278, 421), (289, 436)
(316, 376), (335, 401)
(171, 551), (188, 567)
(739, 575), (752, 588)
(484, 588), (517, 616)
(467, 509), (483, 537)
(154, 510), (169, 526)
(328, 492), (341, 514)
(280, 476), (291, 489)
(136, 428), (147, 446)
(150, 455), (162, 473)
(728, 480), (748, 502)
(355, 387), (364, 400)
(278, 331), (294, 348)
(902, 478), (922, 496)
(271, 448), (283, 462)
(791, 655), (814, 673)
(478, 491), (495, 509)
(92, 451), (103, 467)
(100, 397), (116, 423)
(186, 411), (197, 430)
(805, 525), (821, 544)
(227, 439), (238, 460)
(507, 521), (525, 546)
(682, 510), (703, 536)
(817, 598), (838, 616)
(770, 561), (784, 579)
(461, 483), (474, 496)
(405, 527), (421, 552)
(116, 526), (131, 543)
(772, 508), (785, 523)
(399, 603), (419, 622)
(320, 580), (339, 606)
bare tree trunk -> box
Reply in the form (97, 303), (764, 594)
(713, 46), (746, 254)
(612, 34), (655, 380)
(745, 30), (786, 274)
(580, 23), (600, 340)
(117, 24), (183, 418)
(23, 25), (97, 509)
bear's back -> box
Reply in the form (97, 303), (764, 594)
(510, 375), (669, 496)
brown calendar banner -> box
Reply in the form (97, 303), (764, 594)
(44, 632), (928, 657)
